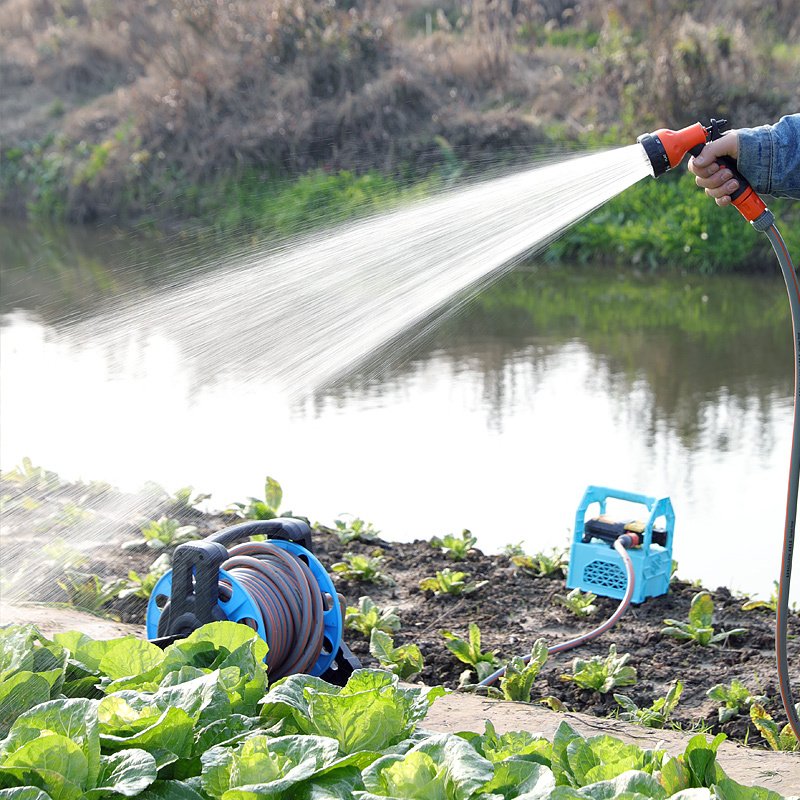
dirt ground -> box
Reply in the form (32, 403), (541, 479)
(2, 475), (799, 755)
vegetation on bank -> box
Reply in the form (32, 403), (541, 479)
(3, 620), (797, 798)
(551, 172), (800, 273)
(3, 460), (800, 758)
(2, 0), (798, 272)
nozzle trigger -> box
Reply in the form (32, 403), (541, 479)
(688, 118), (730, 158)
(706, 118), (729, 140)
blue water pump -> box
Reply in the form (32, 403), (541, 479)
(566, 486), (674, 604)
(144, 518), (359, 685)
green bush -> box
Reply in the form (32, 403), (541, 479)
(551, 171), (800, 273)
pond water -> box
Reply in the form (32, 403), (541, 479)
(1, 218), (797, 602)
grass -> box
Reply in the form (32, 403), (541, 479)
(184, 168), (443, 241)
(6, 125), (798, 275)
(550, 170), (800, 273)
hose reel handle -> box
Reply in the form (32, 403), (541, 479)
(207, 518), (313, 551)
(153, 518), (313, 639)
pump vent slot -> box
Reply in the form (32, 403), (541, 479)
(582, 560), (627, 591)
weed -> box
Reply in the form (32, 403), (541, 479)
(418, 568), (487, 596)
(345, 596), (401, 637)
(43, 539), (89, 570)
(538, 695), (566, 712)
(139, 516), (199, 550)
(319, 515), (381, 545)
(165, 485), (212, 516)
(119, 553), (171, 600)
(741, 582), (797, 613)
(57, 570), (126, 614)
(614, 680), (682, 728)
(561, 644), (637, 693)
(43, 501), (94, 530)
(429, 529), (477, 561)
(1, 457), (60, 493)
(331, 551), (390, 584)
(707, 679), (767, 724)
(0, 493), (41, 514)
(499, 639), (548, 702)
(553, 588), (598, 618)
(369, 629), (424, 680)
(440, 622), (500, 683)
(511, 548), (567, 578)
(501, 541), (526, 558)
(741, 585), (779, 613)
(662, 591), (747, 646)
(227, 476), (283, 521)
(750, 703), (800, 752)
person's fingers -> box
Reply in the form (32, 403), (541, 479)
(708, 191), (732, 207)
(703, 177), (739, 200)
(691, 131), (739, 168)
(688, 156), (720, 179)
(695, 167), (735, 190)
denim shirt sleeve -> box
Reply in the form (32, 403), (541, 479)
(737, 114), (800, 200)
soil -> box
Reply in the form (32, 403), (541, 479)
(2, 476), (799, 752)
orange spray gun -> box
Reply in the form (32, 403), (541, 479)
(638, 118), (800, 741)
(637, 118), (767, 223)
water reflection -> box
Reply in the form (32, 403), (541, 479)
(0, 220), (796, 601)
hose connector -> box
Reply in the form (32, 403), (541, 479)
(618, 532), (641, 549)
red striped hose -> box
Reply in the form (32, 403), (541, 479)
(219, 541), (326, 680)
(478, 536), (636, 687)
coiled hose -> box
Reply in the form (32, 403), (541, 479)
(478, 536), (636, 687)
(760, 217), (800, 740)
(219, 541), (328, 680)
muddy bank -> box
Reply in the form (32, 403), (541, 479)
(2, 472), (798, 751)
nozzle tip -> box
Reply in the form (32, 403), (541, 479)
(637, 131), (670, 178)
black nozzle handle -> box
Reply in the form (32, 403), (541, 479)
(688, 119), (750, 203)
(207, 518), (313, 551)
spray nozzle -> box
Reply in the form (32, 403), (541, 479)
(637, 118), (768, 224)
(637, 122), (710, 177)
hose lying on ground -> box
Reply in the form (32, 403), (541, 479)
(478, 535), (637, 687)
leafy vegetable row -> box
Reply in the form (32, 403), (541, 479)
(1, 622), (797, 799)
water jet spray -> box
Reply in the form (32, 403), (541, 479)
(137, 118), (796, 738)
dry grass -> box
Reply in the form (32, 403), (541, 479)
(1, 0), (797, 222)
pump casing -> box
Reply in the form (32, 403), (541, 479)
(566, 486), (674, 603)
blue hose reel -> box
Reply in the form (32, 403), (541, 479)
(145, 519), (359, 684)
(566, 486), (675, 604)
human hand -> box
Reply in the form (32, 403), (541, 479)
(687, 132), (740, 207)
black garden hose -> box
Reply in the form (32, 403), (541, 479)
(759, 216), (800, 740)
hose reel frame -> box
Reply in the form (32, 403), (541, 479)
(144, 518), (359, 685)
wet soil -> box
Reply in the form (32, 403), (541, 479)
(2, 476), (798, 750)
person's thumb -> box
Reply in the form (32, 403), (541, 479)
(692, 132), (738, 166)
